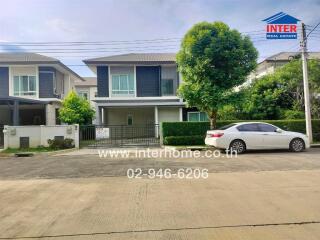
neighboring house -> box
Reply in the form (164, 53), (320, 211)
(0, 53), (84, 126)
(74, 77), (98, 123)
(83, 53), (207, 127)
(248, 52), (320, 83)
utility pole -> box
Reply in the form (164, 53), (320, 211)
(300, 22), (313, 143)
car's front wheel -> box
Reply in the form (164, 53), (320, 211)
(229, 140), (246, 154)
(289, 138), (305, 152)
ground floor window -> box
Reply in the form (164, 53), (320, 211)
(112, 74), (134, 95)
(187, 112), (208, 122)
(13, 75), (36, 96)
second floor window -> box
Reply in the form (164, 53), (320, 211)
(78, 91), (89, 100)
(111, 74), (134, 95)
(161, 79), (174, 96)
(13, 76), (36, 96)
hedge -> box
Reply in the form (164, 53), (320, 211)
(162, 119), (320, 145)
(163, 135), (204, 146)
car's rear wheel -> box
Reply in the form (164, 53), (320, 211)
(290, 138), (305, 152)
(229, 140), (246, 154)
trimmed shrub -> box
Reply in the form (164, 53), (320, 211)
(163, 135), (204, 146)
(281, 110), (305, 119)
(47, 138), (75, 150)
(162, 122), (210, 139)
(162, 119), (320, 145)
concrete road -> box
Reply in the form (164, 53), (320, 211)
(0, 149), (319, 239)
(0, 148), (320, 179)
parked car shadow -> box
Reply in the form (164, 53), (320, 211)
(235, 149), (304, 155)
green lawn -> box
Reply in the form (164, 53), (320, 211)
(2, 147), (56, 154)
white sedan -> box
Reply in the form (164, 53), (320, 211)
(205, 122), (310, 154)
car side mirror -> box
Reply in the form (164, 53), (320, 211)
(275, 128), (282, 133)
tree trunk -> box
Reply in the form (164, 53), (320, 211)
(209, 111), (217, 130)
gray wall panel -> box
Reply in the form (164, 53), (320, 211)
(39, 67), (55, 98)
(0, 67), (9, 97)
(136, 66), (160, 97)
(97, 66), (109, 97)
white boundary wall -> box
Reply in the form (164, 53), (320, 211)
(3, 125), (79, 149)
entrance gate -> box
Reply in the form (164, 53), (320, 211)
(80, 124), (160, 148)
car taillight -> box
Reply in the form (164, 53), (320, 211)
(208, 133), (224, 138)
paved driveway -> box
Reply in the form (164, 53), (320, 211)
(0, 149), (319, 239)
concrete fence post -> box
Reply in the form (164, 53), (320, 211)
(159, 123), (163, 146)
(74, 124), (80, 148)
(40, 125), (45, 146)
(3, 125), (9, 150)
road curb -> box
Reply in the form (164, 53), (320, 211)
(311, 144), (320, 148)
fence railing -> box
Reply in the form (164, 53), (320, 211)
(80, 124), (160, 148)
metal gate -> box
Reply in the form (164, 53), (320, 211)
(0, 126), (4, 149)
(80, 124), (160, 148)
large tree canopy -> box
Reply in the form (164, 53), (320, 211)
(59, 91), (95, 125)
(242, 75), (293, 120)
(177, 21), (258, 128)
(243, 59), (320, 120)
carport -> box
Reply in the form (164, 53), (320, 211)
(0, 97), (49, 148)
(0, 97), (48, 126)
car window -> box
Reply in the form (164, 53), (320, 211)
(258, 123), (277, 132)
(237, 124), (260, 132)
(218, 124), (236, 130)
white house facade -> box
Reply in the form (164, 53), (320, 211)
(83, 53), (208, 128)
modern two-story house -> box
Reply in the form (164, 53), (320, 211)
(0, 53), (84, 126)
(248, 51), (320, 83)
(83, 53), (189, 130)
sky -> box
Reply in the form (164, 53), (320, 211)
(0, 0), (319, 77)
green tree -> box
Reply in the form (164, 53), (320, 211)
(177, 21), (258, 129)
(59, 91), (95, 125)
(217, 90), (247, 120)
(242, 75), (293, 120)
(274, 59), (320, 118)
(244, 59), (320, 120)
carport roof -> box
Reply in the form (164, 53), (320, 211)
(0, 96), (49, 104)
